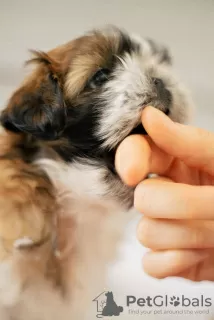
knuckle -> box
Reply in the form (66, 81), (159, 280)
(137, 218), (154, 248)
(192, 227), (206, 249)
(169, 251), (185, 268)
(134, 183), (148, 212)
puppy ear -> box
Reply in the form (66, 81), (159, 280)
(146, 38), (172, 65)
(1, 51), (67, 140)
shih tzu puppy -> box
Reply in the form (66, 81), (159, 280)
(0, 26), (192, 319)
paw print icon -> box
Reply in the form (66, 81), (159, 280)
(170, 296), (180, 307)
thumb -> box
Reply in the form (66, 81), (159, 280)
(142, 107), (214, 175)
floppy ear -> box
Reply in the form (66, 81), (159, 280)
(146, 38), (172, 65)
(1, 52), (67, 140)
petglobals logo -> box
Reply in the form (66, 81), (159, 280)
(126, 295), (212, 308)
(93, 292), (212, 318)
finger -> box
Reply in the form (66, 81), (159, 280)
(142, 249), (208, 279)
(138, 217), (214, 250)
(177, 248), (214, 281)
(142, 107), (214, 176)
(134, 178), (214, 219)
(115, 134), (173, 186)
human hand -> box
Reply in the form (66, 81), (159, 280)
(115, 106), (214, 281)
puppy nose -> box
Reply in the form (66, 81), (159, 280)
(151, 77), (172, 115)
(152, 77), (165, 91)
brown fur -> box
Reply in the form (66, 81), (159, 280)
(0, 34), (75, 280)
(24, 31), (120, 98)
(1, 29), (121, 139)
(0, 28), (129, 298)
(63, 32), (119, 97)
(0, 30), (119, 258)
(0, 33), (97, 295)
(0, 130), (59, 286)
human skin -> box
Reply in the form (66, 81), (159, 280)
(115, 106), (214, 281)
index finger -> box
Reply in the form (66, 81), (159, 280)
(142, 107), (214, 175)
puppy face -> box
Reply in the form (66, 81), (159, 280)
(1, 26), (192, 171)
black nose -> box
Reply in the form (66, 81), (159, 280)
(152, 77), (172, 113)
(152, 77), (165, 91)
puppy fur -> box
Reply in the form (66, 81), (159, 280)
(0, 26), (193, 319)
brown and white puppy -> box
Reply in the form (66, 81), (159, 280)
(0, 26), (192, 319)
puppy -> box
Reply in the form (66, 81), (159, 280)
(0, 26), (192, 319)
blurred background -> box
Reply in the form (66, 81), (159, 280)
(1, 1), (214, 319)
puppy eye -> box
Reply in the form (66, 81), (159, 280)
(88, 68), (110, 89)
